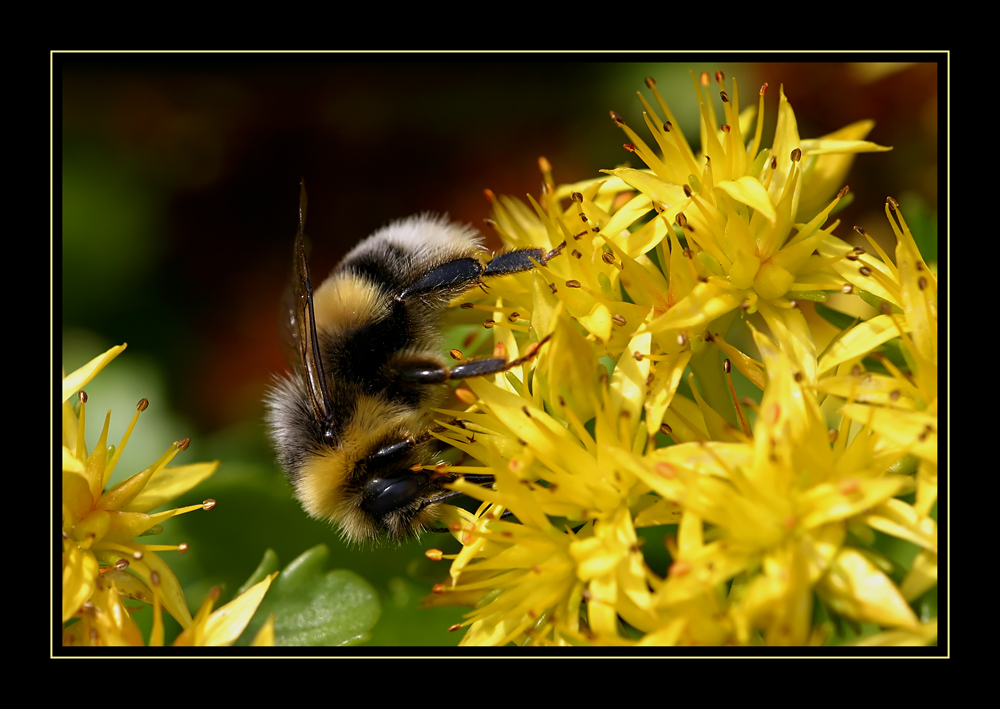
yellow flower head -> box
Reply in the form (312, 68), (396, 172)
(61, 344), (234, 644)
(426, 72), (935, 648)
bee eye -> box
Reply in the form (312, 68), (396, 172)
(364, 473), (429, 517)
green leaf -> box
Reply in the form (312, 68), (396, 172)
(813, 302), (857, 330)
(237, 548), (281, 597)
(239, 544), (381, 646)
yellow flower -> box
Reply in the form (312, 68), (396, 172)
(62, 344), (231, 644)
(813, 198), (939, 604)
(604, 73), (891, 385)
(429, 71), (935, 647)
(61, 565), (278, 647)
(631, 327), (920, 644)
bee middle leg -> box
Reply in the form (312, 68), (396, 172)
(390, 333), (551, 385)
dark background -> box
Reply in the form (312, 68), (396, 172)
(58, 54), (941, 645)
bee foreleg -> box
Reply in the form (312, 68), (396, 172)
(397, 243), (566, 304)
(397, 258), (484, 302)
(481, 242), (565, 278)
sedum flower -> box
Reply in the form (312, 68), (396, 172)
(425, 72), (936, 647)
(631, 326), (922, 644)
(62, 564), (278, 647)
(813, 198), (939, 605)
(62, 344), (273, 646)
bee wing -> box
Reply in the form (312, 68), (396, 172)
(286, 181), (333, 425)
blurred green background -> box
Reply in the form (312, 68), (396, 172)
(59, 56), (940, 646)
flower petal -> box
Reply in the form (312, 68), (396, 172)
(62, 344), (127, 403)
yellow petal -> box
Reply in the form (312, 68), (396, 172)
(900, 548), (938, 602)
(62, 544), (98, 623)
(817, 314), (901, 375)
(201, 572), (278, 646)
(819, 548), (918, 629)
(717, 176), (776, 223)
(840, 404), (937, 464)
(62, 344), (127, 403)
(125, 461), (220, 513)
(251, 614), (277, 646)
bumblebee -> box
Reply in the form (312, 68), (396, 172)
(265, 185), (561, 543)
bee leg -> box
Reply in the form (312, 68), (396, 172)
(397, 258), (484, 302)
(392, 333), (551, 384)
(449, 333), (552, 379)
(397, 243), (566, 303)
(364, 418), (466, 469)
(481, 242), (565, 278)
(366, 436), (421, 464)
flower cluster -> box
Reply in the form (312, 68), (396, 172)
(61, 344), (275, 646)
(427, 72), (937, 646)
